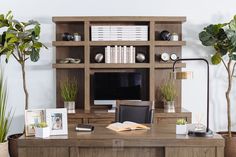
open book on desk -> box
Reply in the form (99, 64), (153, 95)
(107, 121), (150, 132)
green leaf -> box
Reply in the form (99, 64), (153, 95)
(0, 14), (4, 21)
(230, 18), (236, 30)
(225, 29), (236, 51)
(33, 42), (42, 48)
(230, 53), (236, 60)
(30, 48), (40, 62)
(205, 24), (222, 36)
(211, 53), (222, 64)
(199, 31), (217, 46)
(34, 25), (40, 37)
(214, 43), (228, 56)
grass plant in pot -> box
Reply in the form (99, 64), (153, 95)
(0, 11), (47, 157)
(0, 69), (13, 157)
(199, 15), (236, 157)
(160, 80), (176, 112)
(35, 122), (50, 138)
(60, 79), (78, 113)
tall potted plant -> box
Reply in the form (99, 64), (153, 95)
(0, 69), (13, 157)
(0, 11), (47, 157)
(199, 15), (236, 157)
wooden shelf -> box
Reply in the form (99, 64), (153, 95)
(53, 16), (186, 23)
(90, 63), (150, 69)
(155, 63), (186, 69)
(52, 63), (85, 69)
(52, 41), (85, 46)
(89, 41), (151, 46)
(154, 41), (186, 46)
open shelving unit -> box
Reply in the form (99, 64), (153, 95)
(52, 16), (191, 124)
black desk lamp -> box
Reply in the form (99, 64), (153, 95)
(172, 58), (213, 137)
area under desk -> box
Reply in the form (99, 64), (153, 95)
(18, 124), (224, 157)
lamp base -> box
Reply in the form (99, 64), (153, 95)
(188, 129), (213, 137)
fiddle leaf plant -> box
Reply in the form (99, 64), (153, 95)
(199, 15), (236, 138)
(0, 11), (47, 110)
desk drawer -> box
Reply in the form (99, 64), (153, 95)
(88, 118), (114, 124)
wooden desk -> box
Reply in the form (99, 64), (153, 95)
(18, 124), (224, 157)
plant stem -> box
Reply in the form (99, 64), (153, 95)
(20, 62), (29, 110)
(226, 59), (232, 138)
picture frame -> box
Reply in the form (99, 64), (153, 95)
(25, 109), (45, 136)
(46, 108), (68, 135)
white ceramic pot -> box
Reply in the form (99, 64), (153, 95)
(64, 101), (75, 113)
(35, 127), (50, 138)
(176, 124), (187, 135)
(0, 141), (9, 157)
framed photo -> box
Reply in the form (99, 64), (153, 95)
(25, 109), (45, 136)
(46, 108), (68, 135)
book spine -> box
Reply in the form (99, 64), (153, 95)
(105, 46), (111, 63)
(123, 46), (127, 63)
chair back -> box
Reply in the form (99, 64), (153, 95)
(115, 100), (154, 124)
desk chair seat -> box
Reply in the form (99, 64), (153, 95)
(115, 100), (154, 124)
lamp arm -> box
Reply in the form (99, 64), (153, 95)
(172, 58), (210, 132)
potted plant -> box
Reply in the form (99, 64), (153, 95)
(35, 122), (50, 138)
(60, 79), (78, 113)
(160, 80), (176, 112)
(0, 11), (47, 157)
(199, 15), (236, 157)
(0, 69), (13, 157)
(176, 118), (187, 135)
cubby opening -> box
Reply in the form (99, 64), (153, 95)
(56, 46), (84, 64)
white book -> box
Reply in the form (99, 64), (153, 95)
(123, 46), (127, 63)
(133, 47), (136, 63)
(114, 45), (118, 63)
(127, 47), (130, 63)
(129, 46), (133, 63)
(118, 46), (122, 63)
(105, 46), (111, 63)
(121, 47), (124, 63)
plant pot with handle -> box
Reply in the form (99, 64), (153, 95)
(199, 15), (236, 156)
(7, 133), (23, 157)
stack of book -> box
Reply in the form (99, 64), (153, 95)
(91, 25), (148, 41)
(105, 45), (136, 64)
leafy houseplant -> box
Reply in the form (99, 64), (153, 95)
(199, 15), (236, 138)
(0, 11), (47, 110)
(35, 122), (50, 138)
(0, 69), (13, 157)
(60, 79), (78, 113)
(160, 80), (177, 112)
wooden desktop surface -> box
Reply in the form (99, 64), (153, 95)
(18, 124), (224, 157)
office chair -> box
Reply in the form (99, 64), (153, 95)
(115, 100), (154, 124)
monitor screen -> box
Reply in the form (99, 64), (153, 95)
(93, 72), (142, 100)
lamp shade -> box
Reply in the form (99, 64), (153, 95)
(171, 71), (193, 80)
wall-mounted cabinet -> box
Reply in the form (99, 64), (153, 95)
(52, 16), (191, 123)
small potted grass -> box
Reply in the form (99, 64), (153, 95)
(35, 122), (50, 138)
(60, 79), (78, 113)
(176, 118), (187, 135)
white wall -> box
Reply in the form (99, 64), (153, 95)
(1, 0), (236, 134)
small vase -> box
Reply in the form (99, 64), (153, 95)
(164, 101), (175, 112)
(0, 141), (9, 157)
(35, 127), (50, 138)
(64, 101), (75, 113)
(176, 124), (187, 134)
